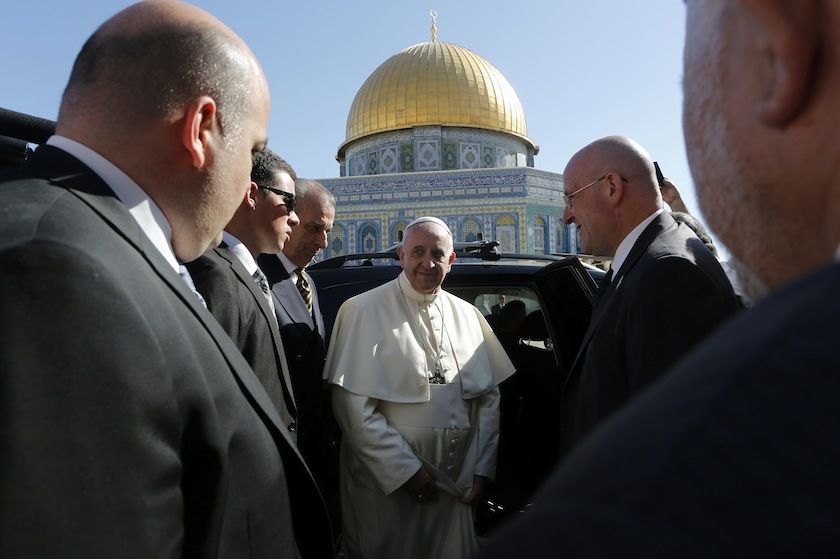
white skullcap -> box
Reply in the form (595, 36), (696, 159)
(405, 216), (453, 237)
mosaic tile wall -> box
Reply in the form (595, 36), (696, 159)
(340, 127), (534, 177)
(318, 166), (574, 257)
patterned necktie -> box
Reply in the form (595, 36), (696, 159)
(178, 265), (207, 308)
(296, 267), (313, 316)
(252, 268), (275, 312)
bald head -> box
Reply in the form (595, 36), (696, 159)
(54, 1), (271, 263)
(563, 136), (662, 257)
(566, 136), (661, 201)
(58, 0), (260, 146)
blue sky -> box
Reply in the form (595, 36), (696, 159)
(2, 1), (707, 247)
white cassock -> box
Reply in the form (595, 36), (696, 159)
(324, 272), (515, 559)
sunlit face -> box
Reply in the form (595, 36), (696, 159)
(284, 197), (335, 268)
(397, 223), (456, 294)
(253, 170), (299, 254)
(197, 70), (270, 258)
(562, 165), (612, 256)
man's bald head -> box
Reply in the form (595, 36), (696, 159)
(58, 0), (260, 147)
(54, 1), (272, 263)
(563, 135), (662, 257)
(566, 136), (661, 201)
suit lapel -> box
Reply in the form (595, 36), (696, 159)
(563, 212), (675, 391)
(273, 276), (315, 328)
(214, 248), (299, 414)
(34, 147), (296, 448)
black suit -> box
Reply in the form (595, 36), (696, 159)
(478, 262), (840, 557)
(0, 146), (332, 558)
(258, 254), (340, 525)
(563, 212), (738, 448)
(186, 246), (298, 432)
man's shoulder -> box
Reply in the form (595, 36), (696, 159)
(335, 279), (397, 320)
(186, 248), (246, 299)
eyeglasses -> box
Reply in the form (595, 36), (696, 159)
(261, 186), (296, 213)
(563, 175), (607, 207)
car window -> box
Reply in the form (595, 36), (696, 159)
(449, 286), (550, 353)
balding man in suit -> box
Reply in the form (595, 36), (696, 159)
(0, 2), (331, 557)
(479, 2), (840, 556)
(560, 136), (738, 451)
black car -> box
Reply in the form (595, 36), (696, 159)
(308, 242), (600, 534)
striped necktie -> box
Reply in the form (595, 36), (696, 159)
(295, 267), (313, 316)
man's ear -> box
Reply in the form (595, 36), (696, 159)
(244, 181), (259, 210)
(448, 250), (457, 266)
(604, 172), (625, 207)
(742, 0), (819, 127)
(181, 96), (218, 169)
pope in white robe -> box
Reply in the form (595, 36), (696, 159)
(324, 217), (515, 559)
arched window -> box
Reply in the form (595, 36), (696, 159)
(359, 222), (379, 253)
(461, 217), (481, 242)
(533, 216), (546, 254)
(495, 215), (517, 253)
(392, 221), (409, 246)
(556, 226), (565, 253)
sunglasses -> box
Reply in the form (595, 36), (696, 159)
(261, 186), (296, 213)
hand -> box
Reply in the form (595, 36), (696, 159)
(660, 178), (688, 213)
(459, 475), (488, 505)
(402, 466), (439, 504)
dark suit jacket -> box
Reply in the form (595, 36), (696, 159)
(186, 246), (298, 432)
(563, 212), (738, 447)
(257, 254), (327, 419)
(0, 146), (333, 558)
(258, 254), (339, 513)
(478, 261), (840, 558)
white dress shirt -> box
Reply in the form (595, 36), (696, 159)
(610, 208), (664, 277)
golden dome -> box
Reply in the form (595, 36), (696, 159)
(339, 41), (534, 157)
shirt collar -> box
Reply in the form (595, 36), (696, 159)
(277, 251), (299, 275)
(611, 208), (664, 276)
(222, 231), (258, 275)
(46, 135), (180, 273)
(397, 271), (440, 305)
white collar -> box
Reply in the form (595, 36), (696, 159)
(46, 135), (180, 273)
(222, 231), (258, 275)
(397, 271), (441, 305)
(277, 250), (300, 276)
(611, 208), (664, 276)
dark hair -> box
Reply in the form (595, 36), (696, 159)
(251, 149), (297, 188)
(60, 25), (249, 144)
(671, 211), (718, 258)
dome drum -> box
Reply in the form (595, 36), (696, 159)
(339, 126), (534, 177)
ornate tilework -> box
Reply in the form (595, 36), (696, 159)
(400, 144), (415, 172)
(460, 143), (480, 169)
(442, 142), (458, 170)
(367, 151), (379, 174)
(352, 155), (366, 176)
(380, 146), (398, 174)
(416, 141), (439, 171)
(482, 146), (495, 168)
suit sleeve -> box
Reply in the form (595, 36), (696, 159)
(625, 256), (733, 391)
(0, 242), (183, 557)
